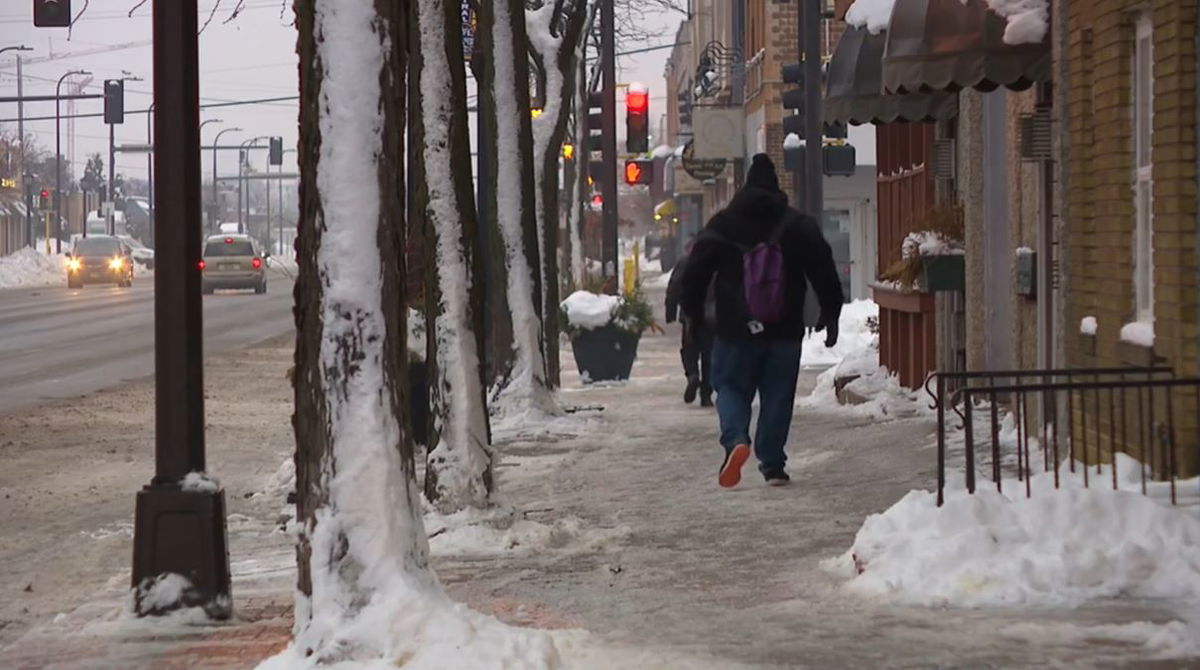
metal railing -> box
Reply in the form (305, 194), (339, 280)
(924, 367), (1200, 506)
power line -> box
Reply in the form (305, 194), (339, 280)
(0, 1), (285, 24)
(0, 94), (298, 124)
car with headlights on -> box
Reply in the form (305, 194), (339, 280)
(200, 234), (268, 294)
(67, 235), (134, 289)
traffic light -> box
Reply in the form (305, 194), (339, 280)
(33, 0), (71, 27)
(591, 193), (603, 207)
(39, 189), (50, 210)
(624, 159), (652, 186)
(587, 91), (603, 152)
(104, 79), (124, 125)
(269, 137), (283, 166)
(781, 63), (805, 138)
(625, 85), (649, 154)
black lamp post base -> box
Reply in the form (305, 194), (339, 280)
(131, 485), (233, 619)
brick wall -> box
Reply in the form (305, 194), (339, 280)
(1066, 0), (1199, 474)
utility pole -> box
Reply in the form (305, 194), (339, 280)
(108, 122), (116, 234)
(132, 0), (231, 619)
(18, 54), (30, 247)
(147, 103), (155, 245)
(801, 0), (823, 222)
(599, 0), (618, 288)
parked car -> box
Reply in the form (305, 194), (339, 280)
(67, 235), (134, 289)
(200, 234), (268, 294)
(116, 235), (155, 269)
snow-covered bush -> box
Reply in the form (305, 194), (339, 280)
(560, 286), (656, 338)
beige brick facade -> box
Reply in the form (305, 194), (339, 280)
(1065, 0), (1199, 474)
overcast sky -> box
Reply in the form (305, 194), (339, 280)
(0, 2), (886, 189)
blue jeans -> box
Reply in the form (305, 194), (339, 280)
(710, 338), (802, 473)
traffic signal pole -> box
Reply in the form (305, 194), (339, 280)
(801, 0), (823, 222)
(131, 0), (231, 619)
(599, 0), (619, 289)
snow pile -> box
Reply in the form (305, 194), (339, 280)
(902, 230), (964, 258)
(801, 299), (878, 368)
(646, 268), (672, 289)
(845, 0), (896, 34)
(134, 573), (193, 612)
(181, 471), (220, 493)
(0, 247), (67, 289)
(1080, 315), (1098, 336)
(561, 290), (620, 330)
(983, 0), (1049, 45)
(823, 463), (1200, 608)
(1120, 321), (1155, 347)
(426, 506), (629, 558)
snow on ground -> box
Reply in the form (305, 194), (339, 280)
(424, 505), (629, 558)
(0, 246), (68, 289)
(133, 573), (193, 612)
(998, 619), (1200, 661)
(801, 298), (877, 368)
(645, 268), (672, 289)
(822, 461), (1200, 611)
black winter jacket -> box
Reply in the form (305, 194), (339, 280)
(680, 186), (844, 341)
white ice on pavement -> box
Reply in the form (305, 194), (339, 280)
(823, 461), (1200, 612)
(561, 290), (621, 330)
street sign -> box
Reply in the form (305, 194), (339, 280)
(681, 139), (726, 181)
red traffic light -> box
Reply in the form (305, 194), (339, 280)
(624, 159), (653, 186)
(40, 189), (50, 198)
(591, 194), (603, 207)
(626, 88), (648, 114)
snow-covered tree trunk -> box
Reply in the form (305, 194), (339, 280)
(480, 0), (554, 413)
(410, 0), (494, 511)
(568, 19), (589, 287)
(291, 0), (433, 660)
(528, 1), (588, 390)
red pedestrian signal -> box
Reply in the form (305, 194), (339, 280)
(624, 159), (653, 186)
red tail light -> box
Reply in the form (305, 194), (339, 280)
(251, 257), (262, 269)
(197, 260), (206, 270)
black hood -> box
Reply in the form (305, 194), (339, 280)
(708, 186), (791, 246)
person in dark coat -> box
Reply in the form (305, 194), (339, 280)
(680, 153), (844, 488)
(665, 238), (714, 406)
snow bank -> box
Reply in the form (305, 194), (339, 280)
(135, 573), (193, 612)
(845, 0), (896, 34)
(0, 247), (67, 289)
(801, 299), (877, 368)
(1120, 321), (1155, 348)
(1080, 316), (1098, 336)
(823, 463), (1200, 608)
(561, 290), (620, 330)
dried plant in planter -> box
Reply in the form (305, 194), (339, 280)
(880, 203), (965, 291)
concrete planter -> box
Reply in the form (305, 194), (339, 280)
(921, 254), (965, 292)
(570, 323), (641, 383)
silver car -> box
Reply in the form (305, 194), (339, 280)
(200, 234), (268, 294)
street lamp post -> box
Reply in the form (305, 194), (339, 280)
(210, 126), (240, 232)
(199, 120), (223, 234)
(3, 45), (34, 247)
(109, 74), (144, 236)
(56, 69), (90, 254)
(238, 136), (268, 235)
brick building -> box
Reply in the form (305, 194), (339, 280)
(1063, 0), (1199, 473)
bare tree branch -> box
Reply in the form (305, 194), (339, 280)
(199, 0), (224, 35)
(127, 0), (150, 18)
(223, 0), (248, 24)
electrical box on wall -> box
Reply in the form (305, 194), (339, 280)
(1016, 250), (1037, 296)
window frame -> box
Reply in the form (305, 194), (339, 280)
(1132, 12), (1155, 324)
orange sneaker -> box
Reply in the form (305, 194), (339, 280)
(718, 444), (752, 488)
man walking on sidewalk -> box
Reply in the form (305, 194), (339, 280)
(681, 154), (844, 488)
(665, 238), (715, 407)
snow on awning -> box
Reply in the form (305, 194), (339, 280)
(825, 25), (957, 126)
(881, 0), (1050, 95)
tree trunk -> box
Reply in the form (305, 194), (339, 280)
(529, 3), (588, 390)
(480, 0), (551, 409)
(411, 0), (494, 511)
(292, 0), (428, 660)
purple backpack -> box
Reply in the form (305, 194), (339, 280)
(739, 223), (788, 324)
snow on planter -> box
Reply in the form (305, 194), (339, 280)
(561, 290), (622, 331)
(984, 0), (1049, 45)
(823, 461), (1200, 608)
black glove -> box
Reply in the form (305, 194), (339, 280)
(665, 309), (677, 324)
(817, 313), (839, 348)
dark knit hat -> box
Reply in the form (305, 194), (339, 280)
(745, 153), (781, 193)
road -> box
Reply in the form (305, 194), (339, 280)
(0, 271), (295, 415)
